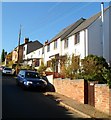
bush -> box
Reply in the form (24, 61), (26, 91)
(37, 61), (47, 75)
(79, 54), (110, 84)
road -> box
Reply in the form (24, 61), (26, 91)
(2, 75), (84, 119)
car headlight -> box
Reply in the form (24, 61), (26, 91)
(24, 81), (32, 85)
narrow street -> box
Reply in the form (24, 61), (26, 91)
(2, 75), (83, 119)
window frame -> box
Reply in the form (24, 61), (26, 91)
(64, 38), (68, 49)
(74, 32), (80, 45)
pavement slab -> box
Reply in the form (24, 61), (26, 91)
(44, 92), (111, 119)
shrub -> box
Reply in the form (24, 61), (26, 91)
(79, 54), (109, 84)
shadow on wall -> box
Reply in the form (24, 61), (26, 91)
(42, 75), (55, 92)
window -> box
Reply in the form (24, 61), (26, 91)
(54, 40), (57, 49)
(47, 44), (50, 52)
(64, 39), (68, 48)
(75, 32), (80, 44)
(42, 47), (44, 54)
(24, 47), (25, 51)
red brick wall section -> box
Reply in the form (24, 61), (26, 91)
(95, 84), (110, 115)
(53, 79), (84, 103)
(110, 89), (111, 116)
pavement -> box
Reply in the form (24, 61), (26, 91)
(44, 92), (111, 119)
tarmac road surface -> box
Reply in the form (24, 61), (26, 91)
(2, 75), (85, 119)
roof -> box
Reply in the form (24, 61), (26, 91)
(49, 17), (86, 43)
(27, 40), (43, 54)
(67, 6), (110, 37)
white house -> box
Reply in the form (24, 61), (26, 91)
(62, 5), (111, 65)
(25, 4), (111, 73)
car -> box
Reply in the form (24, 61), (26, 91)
(2, 67), (13, 75)
(16, 70), (48, 90)
(0, 66), (5, 71)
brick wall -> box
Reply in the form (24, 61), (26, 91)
(53, 79), (84, 103)
(95, 84), (111, 115)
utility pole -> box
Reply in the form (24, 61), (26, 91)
(16, 25), (21, 75)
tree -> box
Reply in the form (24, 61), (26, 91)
(1, 49), (5, 62)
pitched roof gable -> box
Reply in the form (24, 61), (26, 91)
(27, 40), (43, 54)
(67, 6), (110, 37)
(49, 17), (86, 43)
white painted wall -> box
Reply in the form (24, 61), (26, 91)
(61, 30), (86, 59)
(44, 38), (61, 65)
(23, 44), (27, 60)
(103, 8), (110, 63)
(87, 16), (103, 57)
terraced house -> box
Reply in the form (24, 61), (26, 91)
(21, 5), (111, 73)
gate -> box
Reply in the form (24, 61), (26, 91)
(84, 81), (98, 107)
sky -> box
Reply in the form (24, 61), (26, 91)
(1, 1), (110, 54)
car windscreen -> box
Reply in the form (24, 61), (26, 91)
(25, 72), (40, 78)
(4, 68), (12, 70)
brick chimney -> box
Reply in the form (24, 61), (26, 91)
(24, 38), (29, 44)
(44, 40), (48, 45)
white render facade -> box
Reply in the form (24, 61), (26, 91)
(24, 6), (111, 71)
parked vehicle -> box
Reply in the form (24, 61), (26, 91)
(2, 67), (13, 75)
(0, 66), (5, 71)
(16, 70), (48, 90)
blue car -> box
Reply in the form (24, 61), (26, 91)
(16, 70), (47, 90)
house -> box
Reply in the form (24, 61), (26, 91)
(62, 5), (111, 64)
(43, 5), (111, 73)
(23, 38), (43, 67)
(25, 5), (111, 73)
(42, 18), (85, 72)
(12, 38), (29, 64)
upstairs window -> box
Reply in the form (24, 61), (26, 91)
(64, 38), (68, 49)
(42, 47), (44, 54)
(47, 44), (50, 52)
(54, 40), (57, 49)
(75, 32), (80, 44)
(24, 47), (25, 51)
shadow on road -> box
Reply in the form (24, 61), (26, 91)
(2, 75), (85, 120)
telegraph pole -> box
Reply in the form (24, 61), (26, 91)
(16, 25), (21, 75)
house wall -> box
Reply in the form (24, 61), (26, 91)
(103, 8), (110, 63)
(44, 38), (61, 65)
(61, 30), (86, 59)
(87, 16), (103, 57)
(53, 79), (85, 103)
(109, 6), (111, 65)
(23, 44), (27, 60)
(12, 50), (18, 63)
(88, 8), (110, 63)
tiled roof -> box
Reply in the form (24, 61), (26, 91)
(67, 6), (110, 37)
(49, 17), (86, 43)
(27, 40), (43, 54)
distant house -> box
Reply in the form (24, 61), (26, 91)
(23, 39), (43, 67)
(5, 52), (12, 65)
(12, 38), (29, 64)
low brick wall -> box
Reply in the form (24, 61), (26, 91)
(95, 84), (111, 115)
(53, 79), (84, 103)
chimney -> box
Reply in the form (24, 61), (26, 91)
(44, 40), (48, 45)
(24, 38), (29, 44)
(101, 2), (104, 57)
